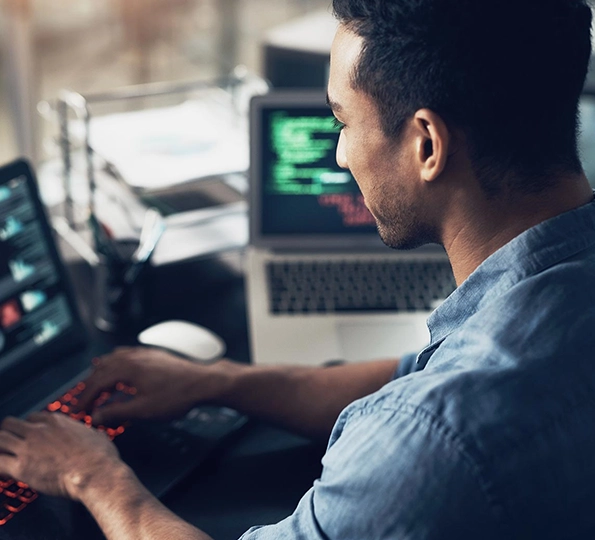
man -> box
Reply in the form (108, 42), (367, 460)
(1, 0), (595, 537)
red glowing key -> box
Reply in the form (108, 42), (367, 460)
(18, 489), (37, 503)
(47, 401), (61, 412)
(0, 511), (14, 526)
(5, 500), (26, 513)
(3, 484), (23, 498)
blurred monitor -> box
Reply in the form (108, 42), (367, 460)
(263, 11), (334, 89)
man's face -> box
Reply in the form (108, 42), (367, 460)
(328, 25), (434, 250)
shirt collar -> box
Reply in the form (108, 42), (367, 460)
(416, 195), (595, 366)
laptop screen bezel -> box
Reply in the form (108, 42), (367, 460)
(0, 159), (88, 394)
(249, 91), (443, 253)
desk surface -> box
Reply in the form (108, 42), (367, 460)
(1, 249), (323, 540)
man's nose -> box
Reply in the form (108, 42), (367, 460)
(336, 131), (348, 169)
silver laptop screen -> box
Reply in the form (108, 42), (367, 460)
(260, 105), (378, 236)
(579, 94), (595, 187)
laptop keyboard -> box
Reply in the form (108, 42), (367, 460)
(0, 380), (248, 527)
(267, 259), (456, 314)
(0, 481), (37, 526)
(0, 381), (132, 526)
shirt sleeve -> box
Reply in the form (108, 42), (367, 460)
(238, 403), (503, 540)
(239, 487), (328, 540)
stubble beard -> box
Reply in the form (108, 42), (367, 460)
(375, 204), (436, 251)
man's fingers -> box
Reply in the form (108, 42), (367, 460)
(26, 412), (51, 424)
(0, 431), (22, 455)
(1, 416), (29, 438)
(0, 455), (18, 479)
(92, 348), (136, 369)
(78, 351), (138, 411)
(112, 347), (136, 354)
(77, 375), (122, 413)
(92, 399), (146, 426)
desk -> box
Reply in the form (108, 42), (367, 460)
(58, 251), (324, 540)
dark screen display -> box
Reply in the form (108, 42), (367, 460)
(0, 175), (73, 374)
(260, 107), (378, 235)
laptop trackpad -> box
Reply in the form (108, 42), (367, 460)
(337, 321), (428, 362)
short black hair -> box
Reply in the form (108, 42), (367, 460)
(333, 0), (593, 195)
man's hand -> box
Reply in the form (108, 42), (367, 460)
(77, 347), (230, 425)
(0, 412), (121, 500)
(0, 412), (214, 540)
(78, 346), (399, 442)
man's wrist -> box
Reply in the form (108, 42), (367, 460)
(191, 359), (247, 406)
(66, 457), (135, 504)
(73, 460), (214, 540)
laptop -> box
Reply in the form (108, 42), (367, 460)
(246, 91), (456, 367)
(0, 159), (248, 538)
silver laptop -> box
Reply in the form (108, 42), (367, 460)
(246, 92), (455, 366)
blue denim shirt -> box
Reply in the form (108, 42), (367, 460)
(240, 198), (595, 540)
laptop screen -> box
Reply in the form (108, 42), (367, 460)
(260, 105), (377, 236)
(0, 160), (84, 391)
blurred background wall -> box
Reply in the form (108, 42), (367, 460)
(0, 0), (331, 164)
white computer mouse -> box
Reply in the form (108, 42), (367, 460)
(137, 320), (226, 362)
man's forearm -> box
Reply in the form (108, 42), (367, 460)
(67, 358), (399, 537)
(77, 462), (213, 540)
(210, 359), (399, 441)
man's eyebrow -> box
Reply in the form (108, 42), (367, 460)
(326, 92), (343, 113)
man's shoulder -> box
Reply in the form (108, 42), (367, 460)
(346, 364), (521, 441)
(333, 362), (595, 537)
(314, 232), (595, 538)
(480, 248), (595, 318)
(344, 322), (595, 476)
(335, 368), (498, 463)
(445, 251), (595, 369)
(496, 245), (595, 311)
(321, 374), (505, 540)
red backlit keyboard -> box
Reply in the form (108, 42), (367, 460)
(0, 480), (37, 526)
(0, 381), (134, 526)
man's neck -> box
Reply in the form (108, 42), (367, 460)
(443, 174), (594, 286)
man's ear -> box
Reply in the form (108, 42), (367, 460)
(412, 109), (450, 183)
